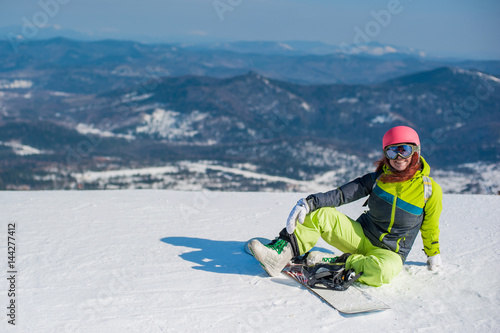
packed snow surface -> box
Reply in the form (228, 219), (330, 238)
(1, 190), (499, 332)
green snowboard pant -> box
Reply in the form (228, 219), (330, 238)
(294, 207), (403, 287)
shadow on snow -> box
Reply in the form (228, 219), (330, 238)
(161, 236), (334, 276)
(404, 261), (427, 267)
(160, 237), (263, 276)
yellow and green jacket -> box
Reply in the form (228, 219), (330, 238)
(306, 157), (442, 262)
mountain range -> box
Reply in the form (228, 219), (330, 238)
(0, 38), (498, 193)
(2, 37), (500, 87)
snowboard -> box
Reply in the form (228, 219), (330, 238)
(245, 237), (390, 314)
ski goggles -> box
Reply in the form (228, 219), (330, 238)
(384, 144), (419, 160)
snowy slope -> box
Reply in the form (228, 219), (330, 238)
(1, 190), (499, 332)
(70, 160), (500, 194)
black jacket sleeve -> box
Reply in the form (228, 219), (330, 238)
(306, 172), (379, 211)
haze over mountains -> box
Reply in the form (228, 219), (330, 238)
(0, 38), (498, 193)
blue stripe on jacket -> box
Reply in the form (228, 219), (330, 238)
(373, 185), (423, 215)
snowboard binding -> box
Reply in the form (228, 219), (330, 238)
(303, 263), (362, 291)
(301, 258), (363, 291)
(289, 252), (363, 291)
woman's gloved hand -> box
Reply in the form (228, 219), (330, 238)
(427, 254), (442, 271)
(286, 198), (311, 234)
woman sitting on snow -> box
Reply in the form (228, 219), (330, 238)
(249, 126), (443, 287)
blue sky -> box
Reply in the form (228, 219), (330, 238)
(2, 0), (499, 59)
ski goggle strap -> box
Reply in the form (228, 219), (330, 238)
(384, 144), (420, 160)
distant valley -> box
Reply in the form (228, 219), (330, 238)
(0, 38), (498, 193)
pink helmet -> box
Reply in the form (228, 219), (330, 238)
(382, 126), (420, 148)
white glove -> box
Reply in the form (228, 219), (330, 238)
(286, 198), (311, 234)
(427, 254), (442, 271)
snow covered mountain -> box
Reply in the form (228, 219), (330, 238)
(181, 40), (425, 58)
(1, 190), (499, 332)
(1, 38), (499, 86)
(0, 38), (498, 193)
(1, 67), (498, 193)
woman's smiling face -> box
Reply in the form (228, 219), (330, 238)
(389, 156), (411, 171)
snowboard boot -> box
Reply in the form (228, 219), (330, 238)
(305, 251), (339, 266)
(248, 238), (294, 277)
(333, 252), (352, 264)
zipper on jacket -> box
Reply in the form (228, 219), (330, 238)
(388, 184), (400, 233)
(379, 184), (400, 243)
